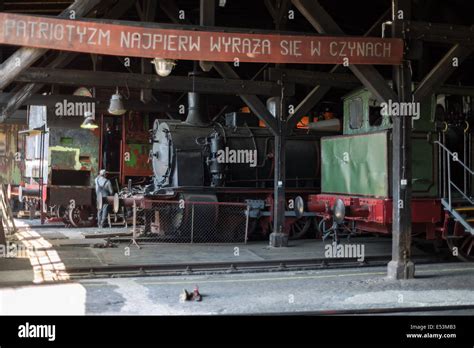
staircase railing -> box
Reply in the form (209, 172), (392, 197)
(435, 140), (474, 233)
(434, 141), (474, 210)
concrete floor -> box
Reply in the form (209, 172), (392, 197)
(80, 262), (474, 315)
(4, 219), (437, 274)
(2, 262), (474, 315)
(1, 219), (473, 315)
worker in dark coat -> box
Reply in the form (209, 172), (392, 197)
(95, 169), (114, 228)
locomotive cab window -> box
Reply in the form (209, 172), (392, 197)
(369, 106), (383, 126)
(349, 98), (363, 129)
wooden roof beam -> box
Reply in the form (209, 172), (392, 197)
(0, 0), (103, 90)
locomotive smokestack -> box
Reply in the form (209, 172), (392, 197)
(184, 92), (209, 126)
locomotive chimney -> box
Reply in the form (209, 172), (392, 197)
(184, 92), (210, 126)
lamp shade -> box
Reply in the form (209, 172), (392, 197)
(108, 92), (126, 115)
(81, 111), (98, 129)
(152, 58), (176, 77)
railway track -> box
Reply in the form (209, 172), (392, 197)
(67, 254), (447, 279)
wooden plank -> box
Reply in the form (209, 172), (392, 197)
(212, 62), (279, 134)
(15, 67), (288, 96)
(414, 44), (473, 102)
(268, 67), (360, 88)
(0, 12), (404, 65)
(0, 93), (174, 114)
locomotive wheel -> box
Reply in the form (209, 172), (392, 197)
(56, 205), (68, 220)
(68, 205), (95, 228)
(289, 217), (312, 240)
(446, 234), (474, 262)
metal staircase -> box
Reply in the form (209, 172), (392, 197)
(435, 141), (474, 234)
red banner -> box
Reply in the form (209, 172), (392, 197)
(0, 13), (404, 65)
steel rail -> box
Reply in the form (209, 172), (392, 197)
(67, 254), (443, 279)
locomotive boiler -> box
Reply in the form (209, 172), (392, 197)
(149, 92), (320, 192)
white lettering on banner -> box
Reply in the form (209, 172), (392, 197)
(1, 14), (402, 65)
(329, 41), (392, 58)
(210, 36), (271, 55)
(5, 19), (111, 46)
(120, 32), (201, 51)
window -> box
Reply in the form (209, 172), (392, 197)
(349, 98), (363, 129)
(369, 106), (383, 126)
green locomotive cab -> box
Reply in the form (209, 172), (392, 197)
(307, 85), (474, 261)
(322, 87), (437, 198)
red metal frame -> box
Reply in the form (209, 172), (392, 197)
(308, 194), (442, 224)
(308, 194), (443, 239)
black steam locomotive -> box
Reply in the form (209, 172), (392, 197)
(140, 92), (331, 240)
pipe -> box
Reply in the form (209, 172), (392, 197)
(307, 200), (327, 213)
(105, 195), (145, 208)
(184, 92), (209, 126)
(308, 119), (341, 132)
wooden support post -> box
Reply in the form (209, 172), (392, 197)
(140, 0), (157, 104)
(387, 0), (415, 280)
(199, 0), (215, 72)
(269, 90), (288, 247)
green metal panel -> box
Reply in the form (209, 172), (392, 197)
(412, 134), (437, 197)
(322, 131), (389, 197)
(321, 131), (437, 198)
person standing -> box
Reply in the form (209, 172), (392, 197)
(95, 169), (113, 228)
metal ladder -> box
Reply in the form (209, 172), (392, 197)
(435, 140), (474, 234)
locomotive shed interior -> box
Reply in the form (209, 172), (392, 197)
(1, 0), (474, 324)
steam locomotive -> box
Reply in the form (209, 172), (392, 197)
(141, 92), (332, 239)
